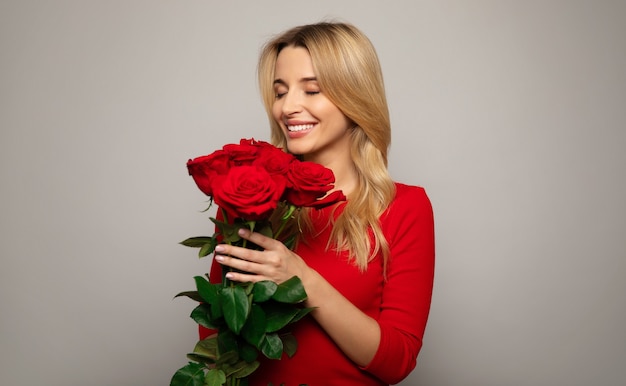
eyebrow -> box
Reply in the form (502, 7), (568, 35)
(273, 77), (318, 86)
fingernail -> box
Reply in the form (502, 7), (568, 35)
(238, 228), (248, 236)
(215, 245), (225, 252)
(214, 255), (224, 262)
(225, 272), (234, 279)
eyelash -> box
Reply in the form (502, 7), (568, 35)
(275, 91), (320, 99)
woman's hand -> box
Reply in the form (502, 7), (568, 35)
(213, 228), (310, 285)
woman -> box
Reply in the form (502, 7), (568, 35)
(203, 22), (434, 385)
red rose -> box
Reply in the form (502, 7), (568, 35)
(284, 161), (345, 208)
(222, 140), (259, 166)
(212, 165), (286, 220)
(253, 146), (295, 178)
(187, 150), (231, 196)
(239, 138), (274, 148)
(307, 190), (347, 209)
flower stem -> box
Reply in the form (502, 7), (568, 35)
(274, 204), (296, 240)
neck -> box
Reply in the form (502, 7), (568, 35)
(305, 153), (358, 198)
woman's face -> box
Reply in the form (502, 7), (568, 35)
(272, 46), (353, 164)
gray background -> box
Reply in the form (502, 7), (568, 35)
(1, 1), (624, 385)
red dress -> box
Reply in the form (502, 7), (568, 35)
(200, 183), (435, 385)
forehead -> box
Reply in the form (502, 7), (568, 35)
(274, 46), (316, 78)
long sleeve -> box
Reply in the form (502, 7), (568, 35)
(363, 185), (435, 384)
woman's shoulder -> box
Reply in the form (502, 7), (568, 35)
(392, 182), (430, 204)
(382, 182), (432, 219)
(381, 182), (433, 233)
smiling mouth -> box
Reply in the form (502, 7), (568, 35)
(287, 124), (315, 132)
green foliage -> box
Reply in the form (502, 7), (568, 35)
(190, 304), (217, 329)
(280, 334), (298, 358)
(241, 305), (267, 347)
(174, 214), (313, 386)
(180, 236), (218, 258)
(210, 217), (244, 244)
(195, 276), (219, 304)
(260, 333), (283, 359)
(171, 273), (314, 386)
(170, 362), (206, 386)
(251, 281), (277, 303)
(174, 290), (203, 303)
(205, 369), (226, 386)
(221, 286), (250, 334)
(264, 302), (300, 333)
(272, 276), (308, 304)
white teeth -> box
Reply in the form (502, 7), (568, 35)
(287, 124), (315, 132)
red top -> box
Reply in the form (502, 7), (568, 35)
(200, 183), (435, 385)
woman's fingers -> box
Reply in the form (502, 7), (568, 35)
(215, 242), (259, 262)
(223, 270), (266, 283)
(214, 252), (260, 273)
(214, 228), (283, 263)
(237, 227), (279, 250)
(214, 252), (281, 283)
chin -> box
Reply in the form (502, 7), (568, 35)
(286, 144), (307, 156)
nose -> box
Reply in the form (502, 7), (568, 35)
(281, 91), (303, 115)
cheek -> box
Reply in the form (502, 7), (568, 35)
(321, 104), (351, 129)
(315, 99), (345, 122)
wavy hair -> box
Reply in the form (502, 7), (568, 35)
(258, 22), (396, 271)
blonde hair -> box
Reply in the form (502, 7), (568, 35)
(258, 22), (396, 271)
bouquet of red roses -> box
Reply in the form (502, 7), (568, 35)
(171, 138), (345, 386)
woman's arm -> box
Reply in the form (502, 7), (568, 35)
(363, 186), (435, 383)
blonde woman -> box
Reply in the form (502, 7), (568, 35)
(204, 22), (435, 385)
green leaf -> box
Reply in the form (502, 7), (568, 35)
(174, 290), (203, 303)
(242, 282), (255, 296)
(220, 359), (248, 378)
(241, 304), (266, 347)
(232, 360), (260, 379)
(221, 286), (250, 334)
(211, 218), (243, 244)
(217, 329), (238, 355)
(204, 368), (226, 386)
(289, 307), (316, 324)
(170, 362), (205, 386)
(190, 304), (217, 329)
(186, 352), (215, 365)
(194, 276), (218, 304)
(215, 350), (239, 366)
(193, 338), (218, 358)
(257, 223), (273, 238)
(251, 281), (277, 303)
(199, 239), (217, 257)
(210, 297), (223, 321)
(264, 302), (299, 333)
(238, 342), (259, 363)
(180, 237), (214, 248)
(261, 333), (283, 359)
(272, 276), (307, 304)
(280, 333), (298, 358)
